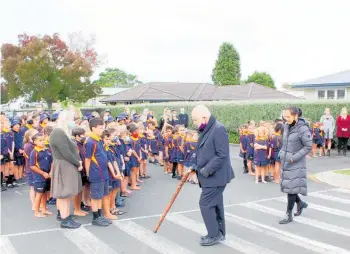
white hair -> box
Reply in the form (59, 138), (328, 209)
(192, 105), (211, 118)
(55, 110), (75, 137)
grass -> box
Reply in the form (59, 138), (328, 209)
(333, 169), (350, 176)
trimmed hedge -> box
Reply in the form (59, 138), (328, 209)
(81, 100), (350, 143)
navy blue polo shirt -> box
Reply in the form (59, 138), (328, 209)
(85, 133), (109, 183)
(29, 147), (52, 182)
(12, 130), (24, 150)
(106, 147), (118, 176)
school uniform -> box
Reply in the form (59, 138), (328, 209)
(139, 134), (148, 160)
(106, 146), (120, 190)
(0, 130), (12, 165)
(176, 134), (185, 164)
(130, 136), (141, 168)
(254, 139), (269, 166)
(270, 134), (282, 163)
(148, 136), (158, 155)
(246, 133), (255, 161)
(24, 142), (35, 186)
(168, 136), (177, 163)
(312, 127), (324, 147)
(113, 141), (124, 173)
(184, 139), (197, 168)
(29, 147), (53, 193)
(239, 134), (249, 159)
(120, 138), (131, 177)
(85, 133), (109, 200)
(154, 128), (163, 155)
(21, 124), (33, 135)
(76, 140), (89, 186)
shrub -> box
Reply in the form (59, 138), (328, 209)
(81, 100), (350, 143)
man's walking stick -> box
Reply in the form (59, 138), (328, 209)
(153, 171), (192, 233)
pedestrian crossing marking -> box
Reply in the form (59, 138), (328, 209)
(241, 202), (350, 237)
(167, 214), (280, 254)
(225, 212), (350, 254)
(61, 227), (118, 254)
(309, 192), (350, 205)
(332, 188), (350, 194)
(0, 236), (18, 254)
(276, 199), (350, 218)
(113, 220), (195, 254)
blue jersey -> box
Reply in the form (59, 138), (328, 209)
(85, 133), (109, 183)
(29, 147), (52, 182)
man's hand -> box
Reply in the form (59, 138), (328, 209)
(200, 168), (209, 177)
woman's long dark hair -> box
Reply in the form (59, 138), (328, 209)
(275, 123), (284, 148)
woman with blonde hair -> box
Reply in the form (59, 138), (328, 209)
(50, 110), (83, 229)
(336, 107), (350, 156)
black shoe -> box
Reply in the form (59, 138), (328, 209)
(265, 176), (271, 182)
(200, 232), (225, 246)
(200, 235), (208, 240)
(172, 175), (177, 178)
(279, 210), (293, 224)
(60, 217), (81, 229)
(12, 181), (18, 187)
(92, 216), (110, 226)
(294, 201), (308, 216)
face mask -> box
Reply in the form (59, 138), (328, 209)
(198, 122), (207, 132)
(80, 137), (86, 143)
(103, 116), (108, 122)
(172, 114), (176, 117)
(132, 133), (139, 138)
(113, 137), (119, 143)
(124, 136), (130, 142)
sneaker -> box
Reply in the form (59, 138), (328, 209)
(92, 216), (110, 227)
(61, 217), (81, 229)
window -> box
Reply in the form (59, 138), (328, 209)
(318, 90), (325, 99)
(326, 90), (335, 99)
(337, 89), (345, 99)
(317, 89), (346, 100)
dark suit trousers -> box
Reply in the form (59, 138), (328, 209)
(199, 185), (226, 237)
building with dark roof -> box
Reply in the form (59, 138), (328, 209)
(100, 82), (300, 105)
(291, 70), (350, 100)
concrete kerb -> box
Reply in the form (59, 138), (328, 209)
(313, 169), (350, 190)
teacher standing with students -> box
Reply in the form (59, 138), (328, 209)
(191, 105), (235, 246)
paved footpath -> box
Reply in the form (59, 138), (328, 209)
(1, 146), (350, 254)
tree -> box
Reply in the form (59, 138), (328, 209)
(246, 71), (276, 89)
(1, 33), (101, 111)
(0, 84), (9, 104)
(93, 68), (142, 88)
(212, 42), (241, 85)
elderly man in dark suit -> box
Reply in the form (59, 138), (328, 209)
(191, 105), (235, 246)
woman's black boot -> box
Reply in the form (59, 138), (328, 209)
(294, 201), (308, 216)
(279, 210), (293, 224)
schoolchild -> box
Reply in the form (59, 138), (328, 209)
(239, 125), (249, 174)
(254, 127), (269, 184)
(29, 133), (53, 217)
(23, 128), (39, 209)
(85, 118), (111, 227)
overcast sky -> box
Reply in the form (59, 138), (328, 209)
(1, 0), (350, 87)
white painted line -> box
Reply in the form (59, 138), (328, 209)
(331, 188), (350, 194)
(1, 187), (341, 238)
(276, 199), (350, 218)
(14, 191), (22, 196)
(0, 236), (18, 254)
(61, 227), (117, 254)
(167, 214), (279, 254)
(225, 212), (350, 254)
(309, 192), (350, 205)
(241, 202), (350, 237)
(113, 220), (194, 254)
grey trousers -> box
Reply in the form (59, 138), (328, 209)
(199, 185), (226, 237)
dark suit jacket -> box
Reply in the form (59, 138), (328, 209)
(178, 114), (189, 127)
(196, 116), (235, 188)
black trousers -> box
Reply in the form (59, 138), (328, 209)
(287, 194), (301, 211)
(199, 186), (226, 237)
(338, 137), (349, 152)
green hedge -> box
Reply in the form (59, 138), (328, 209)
(82, 100), (350, 143)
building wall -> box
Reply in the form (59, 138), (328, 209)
(300, 87), (349, 100)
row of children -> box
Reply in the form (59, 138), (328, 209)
(239, 120), (284, 184)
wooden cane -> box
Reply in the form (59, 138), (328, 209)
(153, 171), (191, 233)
